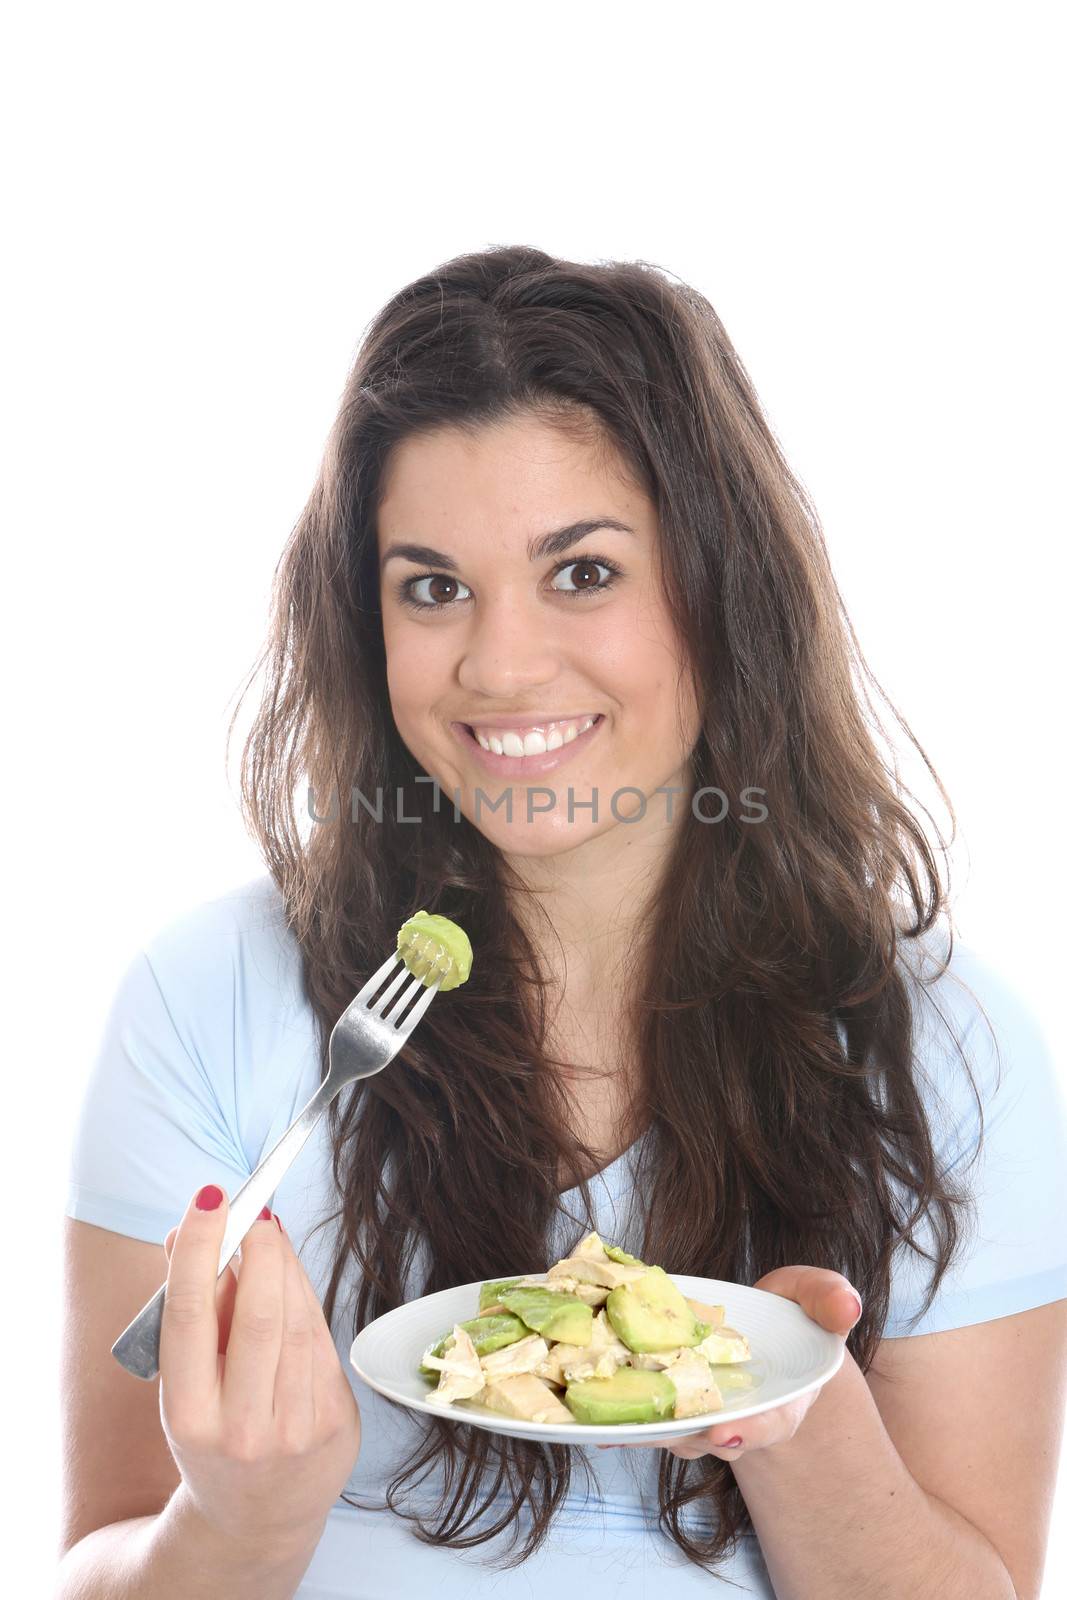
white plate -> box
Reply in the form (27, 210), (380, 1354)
(350, 1272), (845, 1445)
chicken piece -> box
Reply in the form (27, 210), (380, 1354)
(686, 1298), (726, 1329)
(478, 1334), (549, 1382)
(534, 1344), (627, 1382)
(694, 1325), (752, 1364)
(589, 1307), (632, 1365)
(628, 1348), (683, 1370)
(535, 1340), (604, 1384)
(540, 1275), (610, 1308)
(667, 1349), (725, 1418)
(422, 1325), (486, 1405)
(546, 1255), (647, 1291)
(508, 1271), (610, 1308)
(479, 1373), (574, 1424)
(572, 1230), (612, 1263)
(534, 1309), (630, 1385)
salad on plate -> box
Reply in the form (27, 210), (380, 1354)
(417, 1229), (755, 1427)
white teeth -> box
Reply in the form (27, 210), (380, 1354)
(469, 715), (599, 759)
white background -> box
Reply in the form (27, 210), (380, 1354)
(4, 2), (1064, 1594)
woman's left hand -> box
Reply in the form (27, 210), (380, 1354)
(596, 1266), (862, 1462)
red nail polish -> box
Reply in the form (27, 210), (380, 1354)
(258, 1205), (272, 1221)
(195, 1184), (223, 1211)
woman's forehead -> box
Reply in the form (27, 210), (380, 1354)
(377, 424), (654, 557)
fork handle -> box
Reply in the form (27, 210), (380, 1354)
(111, 1076), (337, 1380)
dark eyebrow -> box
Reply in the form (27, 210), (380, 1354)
(379, 517), (636, 573)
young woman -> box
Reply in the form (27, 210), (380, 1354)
(59, 245), (1067, 1599)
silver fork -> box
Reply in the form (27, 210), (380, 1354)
(111, 951), (441, 1380)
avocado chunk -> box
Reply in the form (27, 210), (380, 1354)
(418, 1313), (528, 1376)
(478, 1277), (524, 1314)
(564, 1366), (677, 1424)
(603, 1244), (648, 1269)
(396, 910), (473, 991)
(606, 1265), (703, 1353)
(497, 1286), (594, 1345)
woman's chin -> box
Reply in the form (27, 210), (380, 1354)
(473, 820), (611, 860)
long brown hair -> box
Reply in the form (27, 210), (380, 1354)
(229, 244), (994, 1576)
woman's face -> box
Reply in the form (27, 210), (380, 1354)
(377, 412), (702, 858)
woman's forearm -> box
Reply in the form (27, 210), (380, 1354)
(55, 1485), (324, 1600)
(730, 1349), (1016, 1600)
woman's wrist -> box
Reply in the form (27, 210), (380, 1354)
(161, 1483), (327, 1583)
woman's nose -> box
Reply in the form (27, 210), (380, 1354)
(455, 594), (560, 696)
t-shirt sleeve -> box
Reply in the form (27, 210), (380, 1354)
(64, 920), (257, 1245)
(882, 936), (1067, 1337)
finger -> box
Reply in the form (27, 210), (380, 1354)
(159, 1184), (228, 1418)
(278, 1217), (347, 1420)
(221, 1211), (286, 1422)
(277, 1218), (341, 1357)
(755, 1266), (862, 1331)
(600, 1437), (714, 1452)
(704, 1424), (750, 1452)
(215, 1261), (239, 1355)
(273, 1222), (315, 1435)
(166, 1216), (239, 1353)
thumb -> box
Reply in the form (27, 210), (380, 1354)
(754, 1265), (863, 1333)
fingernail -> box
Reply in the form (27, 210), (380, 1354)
(258, 1206), (272, 1221)
(275, 1215), (284, 1233)
(848, 1293), (863, 1321)
(720, 1435), (743, 1448)
(195, 1184), (223, 1211)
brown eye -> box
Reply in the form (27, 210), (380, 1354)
(399, 573), (473, 610)
(425, 576), (459, 602)
(551, 558), (620, 597)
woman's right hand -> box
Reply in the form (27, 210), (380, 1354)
(157, 1183), (361, 1555)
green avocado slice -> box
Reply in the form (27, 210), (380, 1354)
(564, 1366), (677, 1424)
(417, 1313), (527, 1377)
(478, 1277), (525, 1312)
(497, 1286), (594, 1346)
(603, 1244), (648, 1268)
(396, 910), (473, 991)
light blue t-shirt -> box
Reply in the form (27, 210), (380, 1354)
(64, 875), (1067, 1599)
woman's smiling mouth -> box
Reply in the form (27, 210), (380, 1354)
(451, 714), (605, 775)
